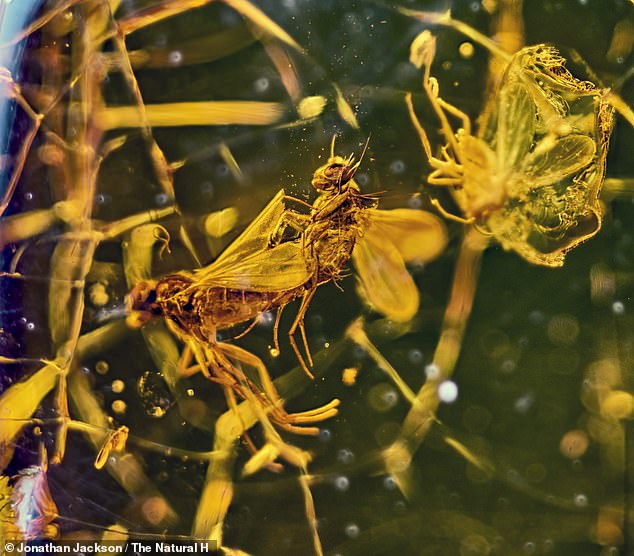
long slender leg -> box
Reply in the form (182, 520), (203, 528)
(273, 304), (284, 353)
(288, 288), (317, 378)
(430, 199), (475, 224)
(214, 342), (283, 410)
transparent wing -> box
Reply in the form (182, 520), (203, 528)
(352, 227), (419, 323)
(364, 208), (447, 263)
(191, 189), (313, 291)
(208, 188), (287, 271)
(521, 134), (595, 186)
(193, 241), (312, 292)
(496, 82), (535, 171)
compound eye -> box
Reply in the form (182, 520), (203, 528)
(324, 163), (344, 179)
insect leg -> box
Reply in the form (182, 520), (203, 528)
(229, 316), (260, 341)
(431, 199), (475, 225)
(214, 342), (284, 410)
(437, 97), (472, 136)
(273, 304), (285, 353)
(405, 92), (460, 178)
(177, 344), (202, 378)
(288, 288), (317, 378)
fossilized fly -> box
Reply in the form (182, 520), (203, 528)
(406, 30), (614, 267)
(130, 140), (447, 378)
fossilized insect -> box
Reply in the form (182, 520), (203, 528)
(130, 141), (447, 376)
(407, 30), (614, 267)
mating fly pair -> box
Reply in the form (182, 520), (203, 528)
(129, 138), (446, 456)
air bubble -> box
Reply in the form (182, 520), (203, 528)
(137, 371), (172, 418)
(111, 400), (126, 414)
(168, 50), (183, 65)
(95, 360), (109, 375)
(155, 193), (169, 206)
(438, 380), (458, 403)
(408, 349), (423, 365)
(389, 160), (405, 174)
(319, 429), (332, 443)
(111, 380), (125, 394)
(383, 476), (397, 490)
(345, 523), (360, 538)
(425, 363), (440, 380)
(337, 448), (355, 464)
(254, 77), (270, 93)
(334, 476), (350, 491)
(368, 383), (399, 412)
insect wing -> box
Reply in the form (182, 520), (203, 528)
(365, 208), (447, 263)
(352, 226), (419, 322)
(198, 241), (312, 291)
(496, 81), (535, 172)
(201, 188), (287, 272)
(521, 134), (595, 186)
(190, 189), (312, 291)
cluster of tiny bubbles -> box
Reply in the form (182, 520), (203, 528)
(344, 523), (360, 539)
(167, 50), (183, 66)
(437, 380), (458, 403)
(513, 391), (534, 414)
(367, 382), (399, 412)
(254, 77), (270, 93)
(389, 159), (406, 175)
(137, 370), (172, 418)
